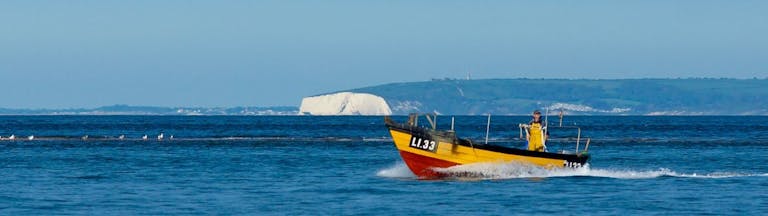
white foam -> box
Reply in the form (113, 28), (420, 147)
(429, 162), (767, 180)
(376, 162), (416, 179)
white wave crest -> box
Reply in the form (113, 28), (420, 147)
(376, 162), (416, 178)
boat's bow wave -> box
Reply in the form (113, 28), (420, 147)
(378, 162), (767, 180)
(376, 162), (417, 179)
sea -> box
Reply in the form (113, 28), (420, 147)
(0, 115), (766, 215)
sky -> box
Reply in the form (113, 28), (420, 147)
(1, 1), (767, 108)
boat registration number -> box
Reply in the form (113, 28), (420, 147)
(564, 161), (583, 168)
(409, 136), (438, 152)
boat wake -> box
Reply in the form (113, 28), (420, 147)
(378, 162), (767, 180)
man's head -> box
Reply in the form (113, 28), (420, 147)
(533, 110), (541, 119)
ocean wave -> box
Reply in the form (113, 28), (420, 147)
(379, 162), (767, 180)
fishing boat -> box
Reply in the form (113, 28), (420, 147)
(385, 113), (591, 178)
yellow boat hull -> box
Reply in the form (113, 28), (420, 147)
(386, 118), (589, 178)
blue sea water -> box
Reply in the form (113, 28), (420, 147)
(0, 116), (766, 215)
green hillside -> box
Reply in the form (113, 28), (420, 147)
(344, 78), (768, 115)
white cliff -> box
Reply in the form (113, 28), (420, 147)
(299, 92), (392, 115)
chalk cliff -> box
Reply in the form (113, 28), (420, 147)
(299, 92), (392, 115)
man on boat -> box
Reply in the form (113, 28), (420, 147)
(527, 110), (548, 152)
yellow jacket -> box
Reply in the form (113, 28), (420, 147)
(527, 121), (546, 152)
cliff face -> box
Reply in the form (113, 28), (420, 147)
(299, 92), (392, 115)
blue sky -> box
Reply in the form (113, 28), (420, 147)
(1, 1), (766, 108)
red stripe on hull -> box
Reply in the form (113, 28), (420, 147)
(398, 150), (459, 179)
